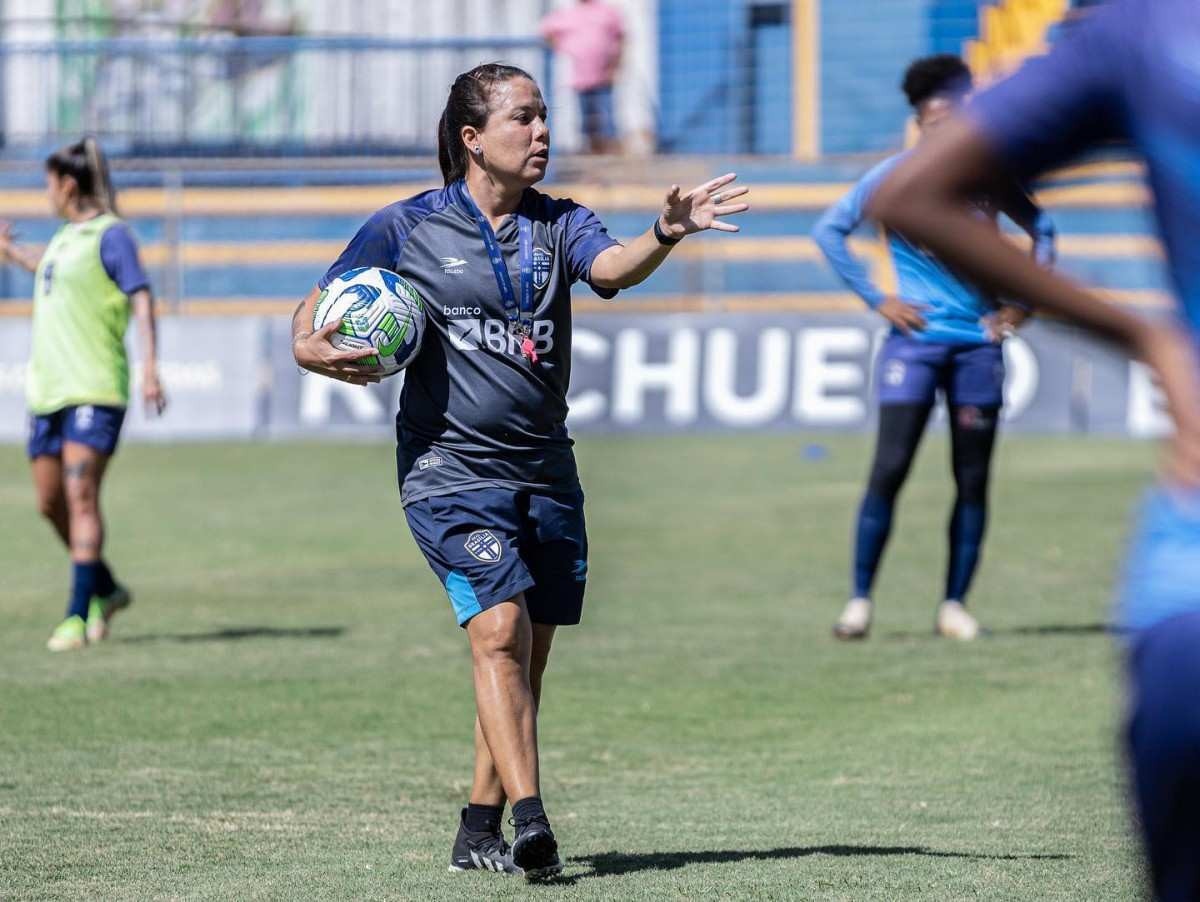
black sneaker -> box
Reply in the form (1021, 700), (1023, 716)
(511, 816), (563, 881)
(448, 808), (519, 875)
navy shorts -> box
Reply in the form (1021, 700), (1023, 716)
(876, 334), (1004, 407)
(404, 487), (588, 628)
(579, 85), (617, 141)
(1127, 611), (1200, 901)
(27, 404), (126, 459)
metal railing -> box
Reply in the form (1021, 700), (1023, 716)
(0, 35), (552, 156)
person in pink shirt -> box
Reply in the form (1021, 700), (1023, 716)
(540, 0), (625, 153)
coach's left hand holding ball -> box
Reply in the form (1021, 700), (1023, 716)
(588, 173), (750, 290)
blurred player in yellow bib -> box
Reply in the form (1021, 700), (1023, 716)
(0, 138), (166, 651)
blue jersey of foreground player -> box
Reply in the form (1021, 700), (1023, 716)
(970, 0), (1200, 338)
(813, 153), (1054, 345)
(968, 0), (1200, 637)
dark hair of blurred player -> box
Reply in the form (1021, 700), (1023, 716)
(902, 53), (973, 117)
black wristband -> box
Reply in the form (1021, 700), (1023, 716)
(653, 219), (681, 246)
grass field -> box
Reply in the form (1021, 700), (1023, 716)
(0, 434), (1156, 900)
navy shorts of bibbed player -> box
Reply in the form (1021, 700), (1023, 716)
(27, 404), (126, 459)
(404, 487), (588, 628)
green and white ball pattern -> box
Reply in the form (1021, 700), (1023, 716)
(312, 266), (426, 377)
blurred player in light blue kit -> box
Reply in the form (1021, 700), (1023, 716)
(867, 2), (1200, 897)
(813, 55), (1054, 641)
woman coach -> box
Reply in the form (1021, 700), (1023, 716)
(291, 63), (749, 878)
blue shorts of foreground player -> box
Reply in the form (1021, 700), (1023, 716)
(1126, 610), (1200, 902)
(1117, 486), (1200, 633)
(876, 334), (1004, 407)
(1119, 486), (1200, 900)
(404, 487), (588, 628)
(27, 404), (126, 459)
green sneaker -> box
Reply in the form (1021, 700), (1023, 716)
(86, 584), (133, 642)
(47, 615), (87, 652)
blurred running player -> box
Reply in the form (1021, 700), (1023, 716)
(814, 55), (1055, 641)
(291, 64), (749, 878)
(0, 138), (165, 652)
(867, 2), (1200, 897)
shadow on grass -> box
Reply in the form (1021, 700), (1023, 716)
(115, 626), (346, 644)
(879, 622), (1113, 641)
(562, 845), (1071, 880)
(999, 623), (1115, 637)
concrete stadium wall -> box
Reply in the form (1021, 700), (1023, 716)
(0, 314), (1168, 443)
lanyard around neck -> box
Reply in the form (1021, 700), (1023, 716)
(456, 180), (534, 332)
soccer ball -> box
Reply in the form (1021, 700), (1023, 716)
(312, 266), (425, 377)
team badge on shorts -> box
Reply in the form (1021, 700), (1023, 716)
(532, 248), (552, 290)
(465, 529), (503, 564)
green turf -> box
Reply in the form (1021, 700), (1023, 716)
(0, 434), (1155, 900)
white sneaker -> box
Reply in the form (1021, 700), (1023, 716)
(833, 598), (873, 640)
(936, 601), (980, 640)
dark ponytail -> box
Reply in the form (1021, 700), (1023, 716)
(45, 136), (117, 214)
(437, 63), (536, 186)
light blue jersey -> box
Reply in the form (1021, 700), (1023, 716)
(813, 154), (1055, 346)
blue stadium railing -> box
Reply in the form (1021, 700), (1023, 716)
(0, 35), (553, 157)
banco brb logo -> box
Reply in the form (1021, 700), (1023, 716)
(449, 318), (556, 355)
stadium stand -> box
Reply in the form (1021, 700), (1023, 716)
(965, 0), (1070, 81)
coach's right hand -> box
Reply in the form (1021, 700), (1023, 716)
(877, 297), (927, 335)
(293, 319), (382, 385)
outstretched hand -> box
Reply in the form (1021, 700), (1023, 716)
(658, 173), (750, 239)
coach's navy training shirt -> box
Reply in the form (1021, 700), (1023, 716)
(968, 0), (1200, 334)
(319, 181), (619, 504)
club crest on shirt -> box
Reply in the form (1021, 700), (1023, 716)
(532, 247), (552, 290)
(465, 529), (503, 564)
